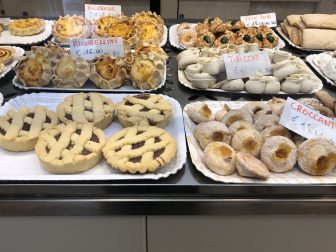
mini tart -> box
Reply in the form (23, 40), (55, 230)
(298, 139), (336, 176)
(103, 124), (176, 174)
(138, 21), (164, 46)
(187, 102), (214, 124)
(132, 11), (164, 26)
(194, 121), (231, 149)
(52, 15), (90, 43)
(57, 93), (114, 130)
(0, 106), (58, 152)
(90, 56), (127, 89)
(52, 55), (90, 88)
(35, 122), (105, 174)
(9, 18), (45, 36)
(130, 52), (164, 90)
(116, 94), (172, 128)
(0, 47), (15, 65)
(95, 15), (119, 37)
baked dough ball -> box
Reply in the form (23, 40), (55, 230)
(261, 136), (297, 173)
(220, 109), (253, 127)
(187, 102), (214, 124)
(267, 97), (286, 116)
(215, 104), (231, 121)
(231, 128), (264, 157)
(235, 152), (270, 180)
(261, 125), (292, 140)
(242, 101), (272, 119)
(254, 114), (279, 132)
(194, 121), (231, 149)
(298, 138), (336, 176)
(204, 142), (236, 176)
(228, 120), (255, 135)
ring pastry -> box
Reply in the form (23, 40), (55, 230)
(187, 102), (214, 124)
(231, 128), (264, 157)
(194, 121), (231, 149)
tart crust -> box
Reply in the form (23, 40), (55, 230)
(9, 18), (45, 36)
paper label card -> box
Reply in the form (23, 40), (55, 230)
(223, 51), (272, 80)
(280, 97), (336, 144)
(70, 37), (124, 60)
(85, 4), (121, 20)
(240, 13), (277, 27)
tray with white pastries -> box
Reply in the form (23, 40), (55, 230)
(0, 92), (186, 181)
(177, 45), (323, 94)
(184, 99), (336, 184)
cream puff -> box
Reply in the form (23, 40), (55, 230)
(261, 136), (297, 173)
(231, 128), (264, 157)
(235, 152), (270, 180)
(187, 102), (214, 124)
(194, 121), (231, 149)
(220, 109), (253, 127)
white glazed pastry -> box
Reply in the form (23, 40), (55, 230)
(231, 128), (264, 157)
(194, 121), (231, 149)
(261, 125), (292, 140)
(322, 58), (336, 81)
(220, 109), (253, 127)
(187, 102), (214, 124)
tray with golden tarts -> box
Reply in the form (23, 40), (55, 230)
(12, 43), (168, 92)
(0, 46), (25, 79)
(184, 99), (336, 183)
(0, 92), (186, 181)
(177, 45), (323, 94)
(0, 19), (52, 45)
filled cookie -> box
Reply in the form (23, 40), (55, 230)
(235, 152), (270, 180)
(194, 121), (231, 149)
(231, 128), (264, 157)
(242, 101), (272, 120)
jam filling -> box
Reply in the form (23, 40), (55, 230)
(154, 137), (161, 143)
(81, 149), (92, 155)
(22, 122), (31, 131)
(136, 131), (145, 135)
(65, 114), (73, 120)
(134, 94), (150, 100)
(130, 156), (141, 163)
(55, 134), (61, 141)
(90, 133), (99, 143)
(45, 116), (51, 124)
(154, 148), (164, 158)
(140, 107), (150, 112)
(132, 141), (145, 149)
(148, 119), (156, 126)
(0, 127), (6, 135)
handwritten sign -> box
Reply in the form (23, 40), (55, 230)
(70, 37), (124, 60)
(280, 97), (336, 144)
(240, 13), (277, 27)
(223, 51), (272, 80)
(85, 4), (121, 20)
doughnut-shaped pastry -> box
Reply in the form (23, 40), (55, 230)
(194, 121), (231, 149)
(221, 109), (253, 127)
(177, 22), (193, 34)
(204, 142), (236, 176)
(231, 128), (264, 157)
(228, 120), (255, 135)
(235, 152), (270, 180)
(215, 104), (231, 121)
(187, 102), (214, 124)
(267, 97), (286, 116)
(298, 139), (336, 176)
(261, 136), (297, 173)
(179, 29), (197, 48)
(261, 125), (292, 140)
(242, 101), (272, 119)
(254, 114), (279, 132)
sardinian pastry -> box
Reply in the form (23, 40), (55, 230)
(90, 56), (127, 89)
(95, 15), (119, 37)
(132, 11), (164, 26)
(231, 128), (264, 157)
(31, 42), (68, 63)
(136, 45), (168, 61)
(9, 18), (45, 36)
(52, 15), (91, 43)
(187, 102), (214, 124)
(105, 17), (140, 46)
(194, 121), (231, 149)
(52, 55), (90, 88)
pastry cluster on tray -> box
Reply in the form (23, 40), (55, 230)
(0, 93), (177, 174)
(14, 42), (168, 90)
(52, 11), (165, 47)
(187, 96), (336, 180)
(177, 17), (279, 49)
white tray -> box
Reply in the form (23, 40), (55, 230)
(0, 46), (25, 79)
(0, 92), (186, 181)
(0, 92), (3, 106)
(184, 100), (336, 184)
(13, 64), (166, 93)
(0, 20), (52, 45)
(52, 25), (168, 48)
(306, 54), (336, 87)
(178, 69), (323, 95)
(169, 23), (285, 50)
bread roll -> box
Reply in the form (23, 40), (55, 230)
(301, 14), (336, 30)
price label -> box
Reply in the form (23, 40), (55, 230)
(280, 97), (336, 144)
(85, 4), (121, 20)
(70, 37), (124, 60)
(240, 13), (277, 27)
(223, 51), (272, 80)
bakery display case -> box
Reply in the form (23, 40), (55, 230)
(0, 1), (336, 251)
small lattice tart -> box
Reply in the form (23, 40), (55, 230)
(52, 15), (90, 43)
(57, 93), (114, 129)
(132, 11), (164, 26)
(0, 106), (58, 152)
(90, 56), (127, 89)
(116, 94), (172, 128)
(0, 47), (15, 65)
(138, 21), (164, 46)
(9, 18), (45, 36)
(130, 52), (164, 89)
(95, 15), (119, 37)
(103, 124), (176, 173)
(35, 122), (105, 174)
(52, 55), (90, 88)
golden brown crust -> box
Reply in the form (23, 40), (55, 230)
(9, 18), (45, 36)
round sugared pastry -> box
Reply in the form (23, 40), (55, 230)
(220, 109), (253, 127)
(214, 104), (231, 122)
(228, 120), (256, 136)
(204, 142), (236, 176)
(194, 121), (231, 149)
(187, 102), (214, 124)
(235, 152), (270, 180)
(254, 114), (279, 132)
(90, 56), (127, 89)
(242, 101), (272, 120)
(9, 18), (45, 36)
(261, 136), (297, 173)
(231, 128), (264, 157)
(261, 125), (292, 140)
(298, 138), (336, 176)
(267, 97), (286, 116)
(179, 29), (197, 48)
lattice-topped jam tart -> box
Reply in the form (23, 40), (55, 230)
(35, 122), (105, 174)
(57, 93), (115, 130)
(103, 124), (176, 173)
(0, 106), (58, 151)
(116, 94), (173, 128)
